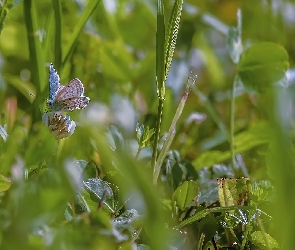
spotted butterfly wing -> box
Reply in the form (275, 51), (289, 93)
(58, 96), (90, 111)
(42, 112), (76, 139)
(55, 78), (84, 100)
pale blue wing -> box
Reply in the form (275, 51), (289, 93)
(49, 63), (61, 101)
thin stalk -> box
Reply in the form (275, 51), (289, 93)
(152, 0), (165, 171)
(240, 224), (251, 250)
(153, 75), (196, 185)
(230, 75), (238, 171)
(151, 99), (164, 170)
(135, 146), (142, 160)
(197, 234), (205, 250)
(52, 0), (62, 71)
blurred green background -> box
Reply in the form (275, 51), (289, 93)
(1, 0), (295, 249)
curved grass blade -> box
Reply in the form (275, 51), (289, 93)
(62, 0), (100, 66)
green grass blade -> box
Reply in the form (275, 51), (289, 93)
(176, 206), (255, 229)
(62, 0), (100, 66)
(23, 0), (46, 94)
(164, 0), (183, 80)
(151, 0), (166, 171)
(52, 0), (62, 71)
(156, 0), (165, 99)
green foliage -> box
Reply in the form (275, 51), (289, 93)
(172, 180), (198, 210)
(238, 42), (289, 92)
(1, 0), (295, 249)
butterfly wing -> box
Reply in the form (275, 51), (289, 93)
(42, 112), (76, 139)
(56, 96), (90, 111)
(55, 78), (84, 101)
(49, 63), (61, 101)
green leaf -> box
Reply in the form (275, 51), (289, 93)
(172, 180), (198, 209)
(238, 42), (289, 92)
(249, 180), (273, 204)
(113, 209), (141, 230)
(83, 178), (117, 213)
(0, 174), (11, 192)
(250, 231), (279, 249)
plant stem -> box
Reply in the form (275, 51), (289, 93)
(153, 75), (196, 185)
(151, 99), (164, 170)
(197, 233), (205, 250)
(135, 146), (142, 160)
(230, 75), (238, 171)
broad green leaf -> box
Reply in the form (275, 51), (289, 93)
(249, 180), (273, 204)
(0, 174), (11, 192)
(113, 209), (141, 230)
(238, 42), (289, 92)
(193, 122), (272, 169)
(83, 178), (117, 213)
(250, 231), (279, 249)
(172, 180), (198, 210)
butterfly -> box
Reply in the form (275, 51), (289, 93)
(42, 112), (76, 139)
(47, 63), (90, 112)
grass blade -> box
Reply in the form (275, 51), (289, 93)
(23, 0), (46, 93)
(151, 0), (165, 171)
(153, 74), (196, 185)
(62, 0), (100, 66)
(52, 0), (62, 71)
